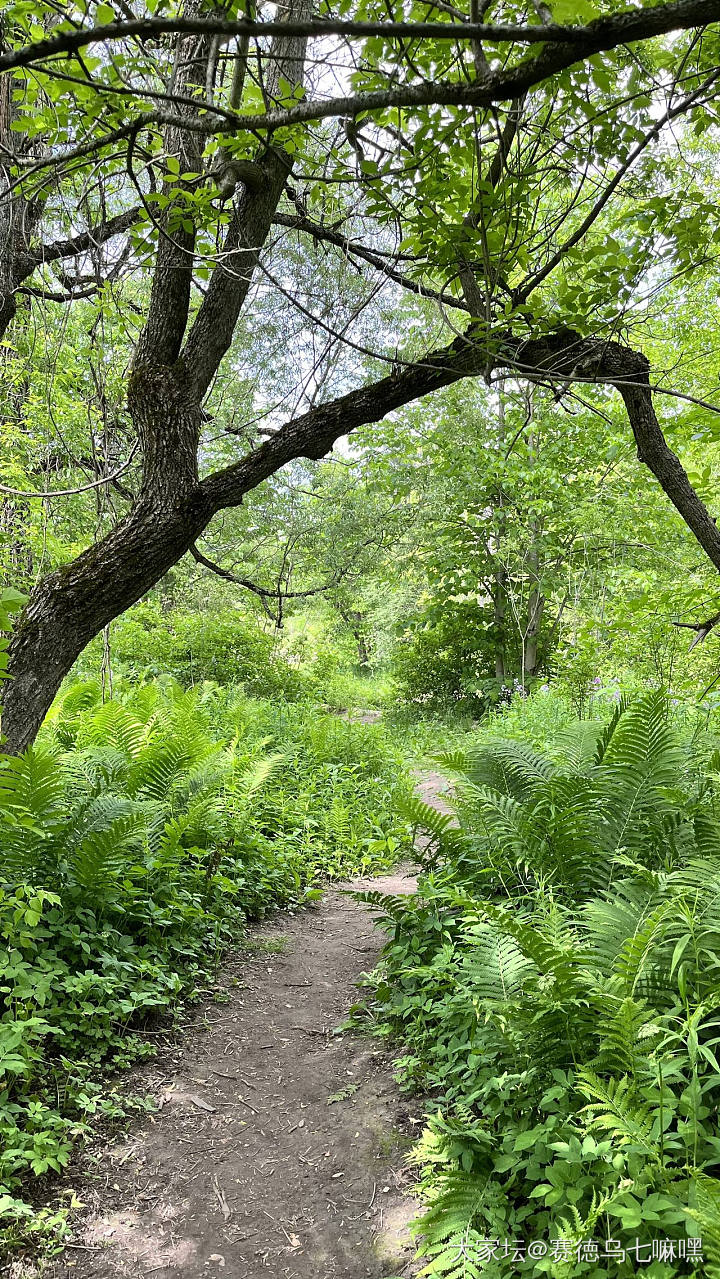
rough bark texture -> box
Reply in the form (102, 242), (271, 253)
(2, 0), (316, 752)
(2, 492), (215, 754)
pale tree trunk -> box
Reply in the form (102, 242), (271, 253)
(521, 519), (546, 688)
(492, 387), (508, 685)
(0, 20), (44, 343)
(1, 297), (35, 581)
(523, 576), (545, 682)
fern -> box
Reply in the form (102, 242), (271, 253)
(462, 924), (536, 1002)
(592, 695), (630, 765)
(687, 1173), (720, 1279)
(612, 897), (677, 996)
(399, 794), (463, 862)
(76, 701), (153, 758)
(593, 993), (661, 1078)
(468, 899), (587, 998)
(415, 1171), (489, 1257)
(445, 738), (555, 801)
(68, 810), (147, 892)
(577, 1068), (660, 1162)
(234, 751), (284, 799)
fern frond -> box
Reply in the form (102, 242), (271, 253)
(234, 752), (285, 800)
(576, 1067), (660, 1161)
(687, 1173), (720, 1279)
(457, 739), (556, 800)
(462, 924), (536, 1001)
(68, 810), (147, 892)
(416, 1171), (488, 1250)
(399, 795), (462, 854)
(593, 994), (660, 1077)
(469, 899), (586, 998)
(592, 695), (631, 764)
(78, 702), (152, 759)
(612, 897), (677, 995)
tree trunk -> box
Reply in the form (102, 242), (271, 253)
(493, 572), (507, 684)
(1, 489), (214, 752)
(523, 587), (545, 682)
(2, 369), (211, 752)
(334, 600), (371, 668)
(522, 517), (545, 686)
(492, 387), (507, 685)
(353, 627), (371, 669)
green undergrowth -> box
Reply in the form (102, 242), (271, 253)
(0, 678), (411, 1249)
(354, 694), (720, 1278)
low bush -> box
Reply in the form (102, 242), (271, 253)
(89, 603), (312, 699)
(392, 605), (503, 716)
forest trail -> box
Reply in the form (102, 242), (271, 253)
(39, 771), (452, 1279)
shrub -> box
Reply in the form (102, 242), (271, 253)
(91, 603), (309, 699)
(393, 606), (501, 715)
(356, 695), (720, 1277)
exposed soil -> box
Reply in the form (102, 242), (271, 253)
(30, 878), (419, 1279)
(14, 772), (452, 1279)
(411, 770), (453, 817)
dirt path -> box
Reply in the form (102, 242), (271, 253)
(30, 772), (451, 1279)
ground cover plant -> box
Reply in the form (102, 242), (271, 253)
(356, 694), (720, 1277)
(0, 678), (410, 1245)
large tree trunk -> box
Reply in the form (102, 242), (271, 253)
(1, 490), (214, 752)
(2, 367), (212, 752)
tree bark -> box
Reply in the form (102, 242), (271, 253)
(335, 601), (371, 668)
(523, 582), (545, 684)
(1, 488), (214, 753)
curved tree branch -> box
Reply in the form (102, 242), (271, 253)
(273, 211), (469, 310)
(201, 325), (720, 594)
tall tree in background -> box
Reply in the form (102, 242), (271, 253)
(1, 0), (720, 748)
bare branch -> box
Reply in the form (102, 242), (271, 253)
(28, 207), (140, 270)
(273, 211), (469, 310)
(672, 612), (720, 649)
(516, 69), (720, 302)
(189, 541), (349, 599)
(0, 442), (139, 499)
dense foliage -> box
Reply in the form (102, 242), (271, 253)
(0, 679), (409, 1240)
(357, 696), (720, 1276)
